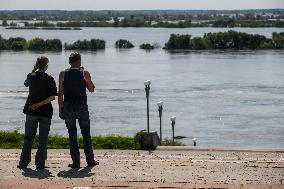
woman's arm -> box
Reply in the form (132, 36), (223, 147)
(29, 96), (55, 110)
(24, 74), (31, 87)
(25, 65), (38, 87)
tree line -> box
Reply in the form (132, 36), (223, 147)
(2, 18), (284, 29)
(0, 36), (62, 51)
(0, 9), (284, 21)
(1, 31), (284, 51)
(164, 31), (284, 50)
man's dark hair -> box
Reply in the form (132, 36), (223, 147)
(36, 56), (49, 70)
(69, 52), (81, 65)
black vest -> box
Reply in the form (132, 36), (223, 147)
(63, 68), (87, 104)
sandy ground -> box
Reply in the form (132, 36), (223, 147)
(0, 148), (283, 189)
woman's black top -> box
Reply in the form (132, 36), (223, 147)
(23, 72), (57, 118)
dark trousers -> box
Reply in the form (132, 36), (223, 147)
(64, 102), (95, 166)
(19, 115), (51, 168)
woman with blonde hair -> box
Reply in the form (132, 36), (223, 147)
(17, 56), (57, 170)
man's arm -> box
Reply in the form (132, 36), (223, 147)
(58, 71), (65, 119)
(29, 96), (55, 110)
(84, 70), (95, 93)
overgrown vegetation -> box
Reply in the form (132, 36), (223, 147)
(115, 39), (134, 48)
(140, 43), (155, 50)
(0, 35), (62, 51)
(1, 31), (283, 51)
(0, 131), (185, 149)
(0, 131), (140, 150)
(161, 138), (185, 146)
(164, 30), (284, 50)
(64, 39), (106, 50)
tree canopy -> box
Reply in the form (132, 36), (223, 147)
(164, 30), (284, 50)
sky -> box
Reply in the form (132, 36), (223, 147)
(0, 0), (283, 10)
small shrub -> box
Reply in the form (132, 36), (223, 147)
(140, 43), (154, 50)
(28, 38), (46, 51)
(65, 39), (105, 50)
(115, 39), (134, 48)
(164, 34), (192, 49)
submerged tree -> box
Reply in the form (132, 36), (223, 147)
(164, 30), (280, 50)
(45, 39), (63, 51)
(115, 39), (134, 48)
(8, 37), (28, 50)
(2, 20), (8, 26)
(164, 34), (192, 49)
(272, 32), (284, 49)
(140, 43), (155, 50)
(64, 39), (105, 50)
(28, 38), (46, 51)
(28, 38), (62, 51)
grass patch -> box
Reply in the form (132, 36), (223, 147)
(161, 138), (185, 146)
(0, 130), (140, 150)
(0, 131), (185, 149)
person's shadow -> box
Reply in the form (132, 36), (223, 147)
(57, 167), (94, 178)
(21, 168), (53, 179)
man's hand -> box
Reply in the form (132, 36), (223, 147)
(58, 71), (65, 118)
(59, 107), (65, 120)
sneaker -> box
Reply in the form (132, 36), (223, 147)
(68, 164), (80, 169)
(17, 165), (27, 169)
(87, 161), (99, 167)
(36, 166), (49, 170)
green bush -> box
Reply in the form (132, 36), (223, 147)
(140, 43), (154, 50)
(0, 35), (8, 50)
(161, 138), (185, 146)
(191, 37), (207, 50)
(272, 32), (284, 49)
(28, 38), (46, 51)
(45, 39), (63, 51)
(0, 131), (24, 148)
(164, 30), (278, 50)
(2, 20), (8, 26)
(164, 34), (192, 49)
(64, 39), (105, 50)
(27, 38), (62, 51)
(8, 37), (28, 51)
(212, 18), (236, 27)
(115, 39), (134, 48)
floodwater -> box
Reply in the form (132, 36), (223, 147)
(0, 27), (284, 147)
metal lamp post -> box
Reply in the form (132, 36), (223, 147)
(170, 116), (176, 145)
(157, 101), (164, 142)
(144, 80), (151, 133)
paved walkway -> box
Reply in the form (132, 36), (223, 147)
(0, 148), (283, 188)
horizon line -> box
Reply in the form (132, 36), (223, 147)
(0, 8), (284, 11)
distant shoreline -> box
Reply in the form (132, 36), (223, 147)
(5, 26), (82, 30)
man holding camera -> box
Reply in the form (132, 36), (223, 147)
(58, 52), (98, 168)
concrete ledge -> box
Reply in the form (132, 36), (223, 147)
(156, 146), (284, 153)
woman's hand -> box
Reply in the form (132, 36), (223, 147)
(29, 96), (55, 111)
(32, 64), (37, 73)
(29, 103), (41, 110)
